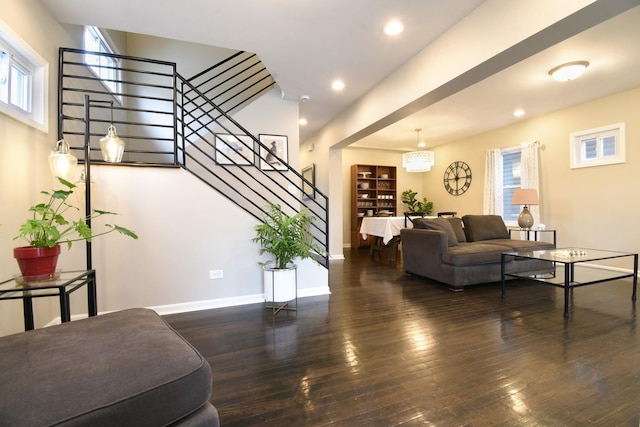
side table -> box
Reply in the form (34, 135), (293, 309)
(509, 228), (557, 246)
(0, 270), (97, 331)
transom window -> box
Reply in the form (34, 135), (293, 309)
(0, 18), (48, 132)
(83, 26), (121, 97)
(0, 48), (31, 112)
(570, 123), (625, 169)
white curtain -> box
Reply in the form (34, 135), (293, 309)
(520, 141), (540, 225)
(483, 148), (503, 215)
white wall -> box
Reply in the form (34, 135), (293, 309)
(0, 1), (327, 337)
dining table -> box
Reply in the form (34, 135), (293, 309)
(359, 216), (435, 262)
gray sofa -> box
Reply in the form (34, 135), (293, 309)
(401, 215), (555, 290)
(0, 308), (219, 426)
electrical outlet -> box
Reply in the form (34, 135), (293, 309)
(209, 270), (223, 279)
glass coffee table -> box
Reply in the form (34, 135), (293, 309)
(501, 248), (638, 317)
(0, 270), (97, 330)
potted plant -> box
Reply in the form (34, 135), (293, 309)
(13, 177), (138, 281)
(401, 189), (433, 215)
(253, 202), (324, 303)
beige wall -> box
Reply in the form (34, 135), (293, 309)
(425, 85), (640, 256)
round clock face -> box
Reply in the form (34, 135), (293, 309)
(443, 161), (472, 196)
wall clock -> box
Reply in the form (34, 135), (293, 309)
(443, 161), (472, 196)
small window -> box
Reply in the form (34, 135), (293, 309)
(83, 26), (121, 98)
(0, 19), (48, 132)
(570, 123), (625, 169)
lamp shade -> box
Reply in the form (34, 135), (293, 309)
(511, 188), (539, 206)
(402, 150), (435, 172)
(99, 125), (125, 163)
(48, 139), (78, 179)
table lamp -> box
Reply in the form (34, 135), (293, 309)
(511, 189), (538, 229)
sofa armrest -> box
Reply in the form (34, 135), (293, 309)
(400, 228), (448, 275)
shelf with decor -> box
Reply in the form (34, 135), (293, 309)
(351, 164), (397, 249)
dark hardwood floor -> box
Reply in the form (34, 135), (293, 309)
(165, 249), (640, 426)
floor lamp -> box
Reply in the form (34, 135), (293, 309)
(49, 94), (125, 270)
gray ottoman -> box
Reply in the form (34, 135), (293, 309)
(0, 308), (218, 426)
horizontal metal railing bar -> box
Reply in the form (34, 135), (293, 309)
(61, 47), (177, 68)
(62, 86), (174, 103)
(62, 130), (175, 143)
(62, 60), (175, 79)
(61, 101), (174, 116)
(62, 73), (175, 92)
(62, 115), (175, 130)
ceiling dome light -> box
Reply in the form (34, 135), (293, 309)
(513, 109), (526, 118)
(548, 61), (589, 82)
(299, 118), (308, 126)
(331, 79), (345, 91)
(384, 20), (404, 36)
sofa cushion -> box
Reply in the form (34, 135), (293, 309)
(413, 218), (458, 247)
(444, 217), (467, 243)
(489, 238), (555, 252)
(0, 308), (214, 427)
(462, 215), (509, 241)
(442, 242), (513, 266)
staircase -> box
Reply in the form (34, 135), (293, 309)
(58, 48), (329, 268)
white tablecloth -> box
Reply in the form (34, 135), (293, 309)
(360, 216), (412, 245)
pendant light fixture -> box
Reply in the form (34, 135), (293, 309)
(99, 102), (125, 162)
(402, 129), (435, 172)
(48, 139), (78, 180)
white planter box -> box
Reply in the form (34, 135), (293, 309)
(263, 264), (297, 302)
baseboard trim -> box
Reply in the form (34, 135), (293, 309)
(44, 286), (332, 326)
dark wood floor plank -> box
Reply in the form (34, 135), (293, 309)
(166, 249), (640, 426)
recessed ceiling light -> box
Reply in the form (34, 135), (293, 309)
(548, 61), (589, 81)
(331, 80), (345, 91)
(513, 109), (526, 118)
(384, 20), (404, 36)
(299, 118), (308, 126)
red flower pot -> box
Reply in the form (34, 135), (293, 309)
(13, 245), (61, 281)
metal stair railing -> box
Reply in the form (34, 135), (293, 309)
(58, 47), (329, 268)
(177, 76), (329, 267)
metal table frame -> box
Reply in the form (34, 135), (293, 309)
(0, 270), (97, 330)
(501, 249), (637, 317)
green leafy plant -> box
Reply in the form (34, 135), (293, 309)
(14, 177), (138, 249)
(401, 189), (433, 215)
(253, 202), (325, 269)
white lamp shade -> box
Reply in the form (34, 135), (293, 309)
(99, 125), (125, 163)
(403, 150), (434, 172)
(48, 140), (78, 179)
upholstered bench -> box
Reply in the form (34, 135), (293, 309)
(0, 308), (218, 426)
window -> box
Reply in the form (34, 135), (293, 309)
(83, 26), (121, 97)
(502, 148), (522, 223)
(0, 19), (48, 132)
(570, 123), (625, 169)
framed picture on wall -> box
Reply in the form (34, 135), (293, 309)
(302, 164), (315, 200)
(214, 134), (253, 166)
(259, 134), (288, 171)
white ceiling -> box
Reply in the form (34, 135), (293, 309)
(40, 0), (640, 150)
